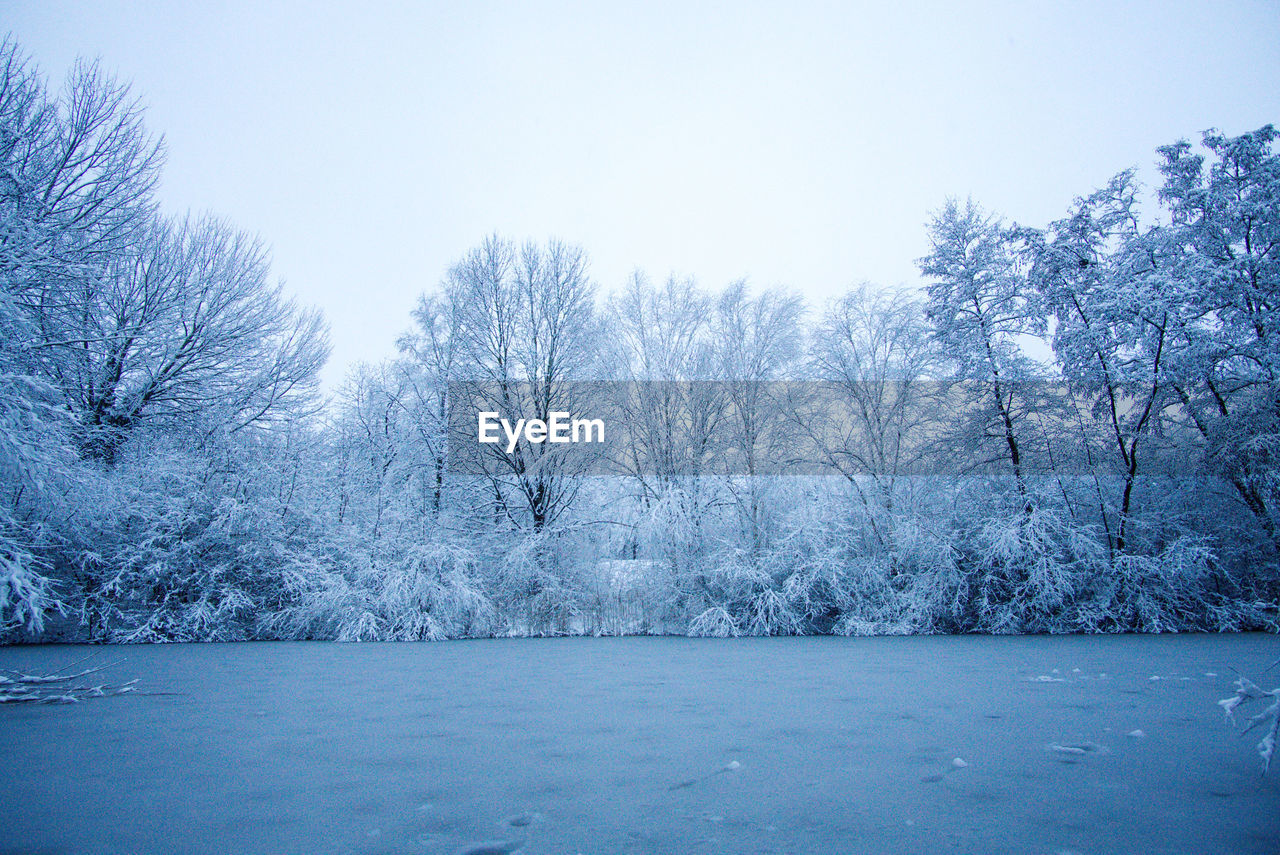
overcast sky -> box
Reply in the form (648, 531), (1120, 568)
(7, 0), (1280, 390)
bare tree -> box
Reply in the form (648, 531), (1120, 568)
(397, 292), (462, 520)
(605, 272), (726, 500)
(58, 214), (329, 460)
(711, 281), (804, 552)
(1, 43), (163, 376)
(799, 284), (945, 549)
(1, 43), (325, 462)
(447, 235), (601, 531)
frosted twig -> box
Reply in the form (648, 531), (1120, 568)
(0, 662), (136, 705)
(1220, 676), (1280, 774)
(0, 663), (118, 685)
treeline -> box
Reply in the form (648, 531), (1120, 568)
(1, 38), (1277, 642)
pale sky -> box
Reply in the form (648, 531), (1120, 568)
(7, 0), (1280, 390)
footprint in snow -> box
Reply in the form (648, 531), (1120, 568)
(503, 812), (544, 828)
(668, 760), (742, 791)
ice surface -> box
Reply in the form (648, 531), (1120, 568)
(0, 635), (1276, 854)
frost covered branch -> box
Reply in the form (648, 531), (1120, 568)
(0, 661), (137, 704)
(1219, 676), (1280, 774)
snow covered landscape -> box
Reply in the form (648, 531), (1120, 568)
(3, 3), (1279, 852)
(2, 635), (1277, 854)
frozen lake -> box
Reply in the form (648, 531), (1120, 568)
(1, 635), (1277, 854)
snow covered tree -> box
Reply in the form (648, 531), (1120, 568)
(0, 41), (165, 634)
(1023, 172), (1184, 555)
(1157, 125), (1280, 554)
(330, 363), (416, 540)
(0, 41), (162, 334)
(801, 284), (944, 549)
(1, 40), (327, 464)
(56, 214), (329, 462)
(397, 292), (463, 520)
(919, 198), (1047, 511)
(605, 271), (725, 495)
(711, 281), (804, 551)
(602, 272), (728, 619)
(0, 38), (332, 640)
(445, 236), (602, 532)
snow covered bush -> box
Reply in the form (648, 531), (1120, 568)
(687, 606), (740, 638)
(768, 497), (916, 636)
(691, 549), (803, 637)
(824, 558), (914, 637)
(77, 450), (291, 642)
(262, 541), (495, 642)
(0, 375), (76, 639)
(956, 504), (1103, 633)
(482, 529), (583, 636)
(586, 558), (667, 635)
(1074, 537), (1275, 632)
(0, 544), (61, 638)
(742, 585), (804, 636)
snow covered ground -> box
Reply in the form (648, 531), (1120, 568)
(1, 635), (1276, 854)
